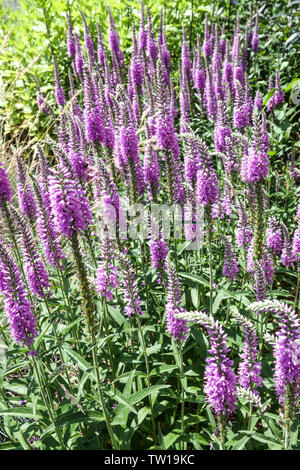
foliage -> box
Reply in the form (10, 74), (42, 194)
(0, 0), (299, 452)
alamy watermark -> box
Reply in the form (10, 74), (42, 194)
(291, 83), (300, 105)
(97, 198), (206, 250)
(0, 342), (6, 363)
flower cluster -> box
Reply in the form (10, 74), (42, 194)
(0, 241), (37, 349)
(248, 300), (300, 404)
(49, 166), (92, 238)
(165, 262), (188, 340)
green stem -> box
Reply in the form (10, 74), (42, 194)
(139, 240), (149, 314)
(70, 232), (117, 448)
(102, 299), (116, 381)
(136, 315), (157, 445)
(91, 333), (119, 450)
(248, 402), (253, 431)
(31, 356), (67, 450)
(217, 414), (226, 451)
(56, 266), (82, 353)
(179, 340), (185, 450)
(85, 228), (98, 269)
(207, 215), (213, 315)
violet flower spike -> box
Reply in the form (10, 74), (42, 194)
(165, 262), (188, 340)
(233, 311), (263, 394)
(281, 223), (294, 268)
(0, 240), (38, 349)
(118, 251), (142, 317)
(95, 234), (118, 301)
(222, 236), (239, 280)
(33, 180), (65, 268)
(248, 300), (300, 405)
(184, 312), (238, 416)
(0, 163), (13, 206)
(266, 217), (283, 255)
(16, 156), (37, 222)
(49, 166), (92, 238)
(149, 230), (168, 284)
(53, 57), (65, 107)
(9, 206), (50, 298)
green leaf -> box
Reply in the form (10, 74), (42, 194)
(106, 305), (126, 326)
(60, 318), (83, 337)
(33, 321), (51, 348)
(41, 410), (105, 437)
(0, 407), (44, 420)
(3, 381), (27, 396)
(129, 385), (170, 406)
(105, 387), (137, 414)
(232, 434), (253, 450)
(213, 288), (250, 313)
(263, 89), (275, 106)
(0, 442), (23, 450)
(150, 364), (178, 377)
(179, 272), (210, 288)
(1, 363), (29, 378)
(248, 432), (281, 447)
(285, 33), (300, 47)
(63, 345), (93, 373)
(137, 406), (150, 426)
(146, 343), (161, 356)
(283, 78), (300, 92)
(162, 429), (181, 449)
(290, 414), (299, 448)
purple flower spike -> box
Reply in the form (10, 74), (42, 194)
(67, 14), (76, 58)
(200, 313), (237, 416)
(16, 156), (37, 222)
(292, 202), (300, 262)
(33, 181), (65, 268)
(249, 300), (300, 405)
(197, 168), (219, 206)
(118, 251), (142, 317)
(253, 261), (267, 301)
(49, 166), (92, 238)
(181, 26), (191, 79)
(274, 70), (284, 107)
(165, 262), (188, 341)
(241, 146), (269, 183)
(75, 34), (84, 76)
(80, 10), (95, 63)
(254, 91), (263, 111)
(149, 228), (168, 284)
(53, 58), (65, 107)
(266, 217), (283, 254)
(251, 13), (259, 52)
(0, 240), (38, 348)
(236, 202), (252, 248)
(233, 311), (263, 394)
(9, 206), (50, 298)
(214, 100), (233, 153)
(281, 223), (294, 268)
(130, 26), (144, 87)
(138, 0), (147, 51)
(95, 234), (118, 301)
(222, 236), (239, 280)
(146, 8), (158, 61)
(0, 163), (13, 206)
(233, 81), (249, 128)
(203, 14), (212, 57)
(108, 6), (124, 66)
